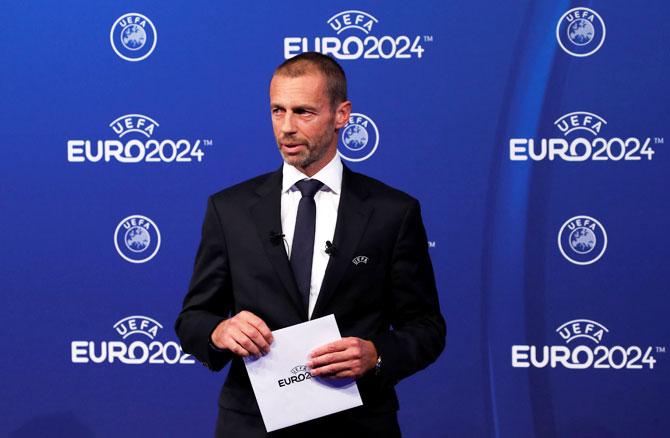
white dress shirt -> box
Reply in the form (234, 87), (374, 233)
(281, 153), (342, 319)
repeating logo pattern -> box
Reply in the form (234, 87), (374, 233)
(53, 6), (663, 420)
(110, 13), (157, 62)
(284, 9), (430, 60)
(509, 110), (656, 162)
(114, 215), (161, 264)
(338, 113), (379, 162)
(512, 318), (660, 370)
(557, 215), (607, 265)
(67, 113), (210, 163)
(556, 8), (606, 57)
(71, 315), (194, 365)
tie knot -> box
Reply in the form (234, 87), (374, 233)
(295, 179), (324, 198)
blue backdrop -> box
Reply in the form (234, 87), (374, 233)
(1, 1), (668, 436)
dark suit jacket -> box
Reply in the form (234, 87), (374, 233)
(175, 164), (446, 429)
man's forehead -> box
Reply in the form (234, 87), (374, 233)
(270, 72), (328, 101)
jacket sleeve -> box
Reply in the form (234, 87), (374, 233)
(175, 196), (234, 371)
(370, 198), (446, 388)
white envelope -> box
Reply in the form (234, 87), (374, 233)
(243, 314), (363, 432)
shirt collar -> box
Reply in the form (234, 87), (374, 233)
(282, 152), (343, 195)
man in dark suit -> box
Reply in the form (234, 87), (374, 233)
(175, 52), (445, 437)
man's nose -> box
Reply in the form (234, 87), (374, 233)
(281, 112), (297, 135)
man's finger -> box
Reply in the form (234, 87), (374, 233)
(309, 360), (352, 376)
(240, 312), (274, 344)
(307, 351), (350, 368)
(231, 331), (262, 357)
(239, 322), (270, 354)
(310, 339), (348, 358)
(224, 337), (250, 357)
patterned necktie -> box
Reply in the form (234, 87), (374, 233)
(290, 179), (324, 313)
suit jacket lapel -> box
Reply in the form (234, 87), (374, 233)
(248, 167), (307, 319)
(312, 166), (373, 319)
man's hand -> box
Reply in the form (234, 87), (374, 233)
(307, 337), (378, 379)
(210, 311), (273, 357)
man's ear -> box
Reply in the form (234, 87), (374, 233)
(334, 100), (352, 129)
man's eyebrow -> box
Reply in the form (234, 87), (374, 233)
(291, 105), (319, 112)
(270, 103), (319, 112)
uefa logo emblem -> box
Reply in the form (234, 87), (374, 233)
(557, 215), (607, 265)
(556, 8), (606, 57)
(338, 113), (379, 162)
(114, 215), (161, 263)
(110, 13), (157, 62)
